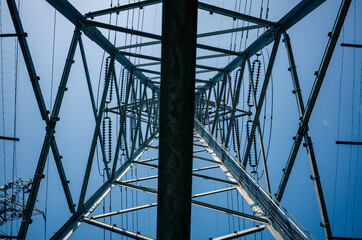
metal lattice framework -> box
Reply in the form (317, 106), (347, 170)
(0, 178), (44, 230)
(1, 0), (354, 239)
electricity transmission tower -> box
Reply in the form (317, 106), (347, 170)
(1, 0), (358, 239)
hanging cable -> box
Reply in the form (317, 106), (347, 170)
(332, 27), (344, 228)
(0, 0), (7, 191)
(0, 1), (8, 234)
(351, 59), (361, 236)
(43, 8), (57, 240)
(344, 5), (357, 232)
(257, 49), (274, 180)
(350, 1), (359, 235)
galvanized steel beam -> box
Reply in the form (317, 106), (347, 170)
(83, 217), (154, 240)
(242, 33), (281, 167)
(276, 3), (351, 238)
(15, 25), (80, 238)
(194, 118), (313, 240)
(49, 133), (158, 239)
(211, 225), (266, 240)
(197, 0), (326, 94)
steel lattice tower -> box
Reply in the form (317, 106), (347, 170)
(0, 0), (358, 239)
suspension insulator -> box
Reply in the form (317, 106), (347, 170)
(246, 120), (258, 168)
(109, 70), (114, 103)
(108, 117), (112, 164)
(246, 120), (253, 166)
(104, 57), (111, 104)
(102, 116), (112, 164)
(253, 131), (258, 167)
(254, 59), (261, 97)
(102, 117), (107, 163)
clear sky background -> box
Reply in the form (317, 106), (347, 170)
(0, 0), (361, 239)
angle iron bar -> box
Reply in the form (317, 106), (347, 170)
(0, 136), (19, 141)
(208, 112), (252, 124)
(197, 43), (242, 56)
(193, 149), (207, 153)
(197, 25), (263, 38)
(123, 175), (158, 184)
(282, 36), (332, 236)
(211, 74), (228, 134)
(242, 33), (281, 167)
(85, 20), (161, 40)
(193, 155), (221, 165)
(133, 161), (158, 168)
(194, 118), (314, 240)
(276, 0), (351, 211)
(115, 181), (267, 223)
(120, 24), (261, 52)
(79, 35), (111, 179)
(50, 140), (76, 214)
(304, 135), (332, 238)
(197, 0), (326, 95)
(300, 0), (351, 136)
(115, 181), (158, 194)
(117, 50), (160, 62)
(192, 173), (238, 185)
(335, 141), (362, 145)
(118, 40), (160, 50)
(17, 27), (80, 239)
(192, 187), (236, 198)
(87, 20), (241, 56)
(49, 133), (158, 239)
(192, 200), (268, 223)
(82, 217), (154, 240)
(340, 43), (362, 48)
(134, 68), (160, 75)
(197, 2), (275, 27)
(193, 143), (207, 148)
(224, 59), (246, 148)
(283, 32), (305, 117)
(0, 33), (18, 37)
(246, 59), (271, 194)
(77, 56), (115, 213)
(90, 203), (158, 220)
(130, 84), (148, 154)
(138, 157), (158, 163)
(111, 70), (135, 176)
(192, 165), (219, 172)
(9, 0), (77, 221)
(46, 0), (158, 93)
(85, 0), (273, 27)
(211, 225), (266, 240)
(144, 89), (152, 140)
(136, 54), (228, 68)
(85, 0), (162, 18)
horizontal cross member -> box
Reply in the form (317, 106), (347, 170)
(0, 136), (20, 141)
(336, 141), (362, 145)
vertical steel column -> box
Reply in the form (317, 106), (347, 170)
(156, 0), (197, 239)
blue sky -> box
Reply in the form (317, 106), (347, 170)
(0, 0), (361, 239)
